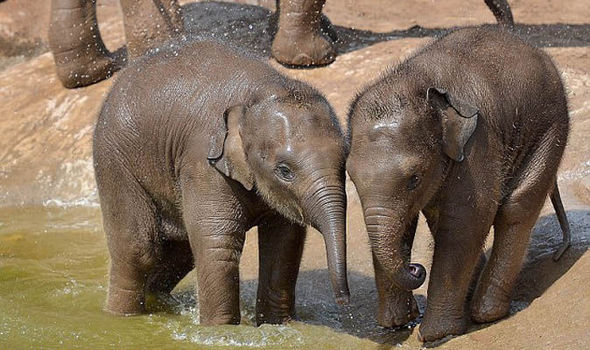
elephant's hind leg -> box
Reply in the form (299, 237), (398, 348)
(471, 131), (565, 323)
(470, 191), (545, 323)
(97, 166), (160, 316)
(145, 239), (194, 295)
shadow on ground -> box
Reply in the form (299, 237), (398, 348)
(2, 1), (589, 71)
(513, 209), (590, 303)
(445, 209), (590, 346)
(182, 1), (590, 63)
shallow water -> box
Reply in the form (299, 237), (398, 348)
(1, 202), (587, 349)
(0, 206), (387, 350)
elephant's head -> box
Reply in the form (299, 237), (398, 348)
(208, 88), (350, 304)
(346, 84), (478, 291)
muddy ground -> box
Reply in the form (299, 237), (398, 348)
(1, 0), (589, 348)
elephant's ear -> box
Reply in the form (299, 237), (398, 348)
(207, 105), (254, 190)
(427, 87), (478, 162)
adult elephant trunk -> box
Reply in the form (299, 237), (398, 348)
(304, 178), (350, 305)
(363, 205), (426, 291)
(49, 0), (120, 88)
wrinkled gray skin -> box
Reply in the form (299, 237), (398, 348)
(49, 0), (513, 89)
(93, 40), (350, 325)
(347, 27), (569, 342)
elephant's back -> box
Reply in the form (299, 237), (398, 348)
(93, 39), (276, 201)
(96, 39), (274, 153)
(106, 40), (271, 129)
(406, 26), (568, 135)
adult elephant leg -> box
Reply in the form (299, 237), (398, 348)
(374, 215), (420, 328)
(272, 0), (336, 67)
(256, 216), (306, 325)
(484, 0), (514, 27)
(119, 0), (184, 60)
(49, 0), (122, 88)
(270, 0), (337, 42)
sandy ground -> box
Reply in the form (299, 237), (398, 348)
(1, 0), (589, 348)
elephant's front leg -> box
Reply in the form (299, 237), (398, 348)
(187, 217), (247, 325)
(256, 216), (306, 325)
(272, 0), (337, 67)
(375, 215), (420, 328)
(418, 205), (496, 342)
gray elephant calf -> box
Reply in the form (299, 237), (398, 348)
(93, 40), (350, 325)
(346, 27), (570, 341)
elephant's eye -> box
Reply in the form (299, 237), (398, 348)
(275, 163), (295, 182)
(407, 174), (421, 190)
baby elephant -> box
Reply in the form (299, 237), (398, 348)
(346, 27), (571, 341)
(93, 40), (350, 326)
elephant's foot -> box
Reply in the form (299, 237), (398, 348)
(471, 283), (511, 323)
(255, 292), (295, 325)
(106, 284), (145, 316)
(271, 3), (337, 68)
(199, 314), (242, 326)
(256, 312), (294, 326)
(378, 292), (420, 328)
(272, 28), (336, 67)
(53, 48), (125, 89)
(418, 311), (467, 342)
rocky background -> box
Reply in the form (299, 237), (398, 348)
(1, 0), (589, 348)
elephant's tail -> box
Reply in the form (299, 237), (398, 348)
(550, 181), (571, 261)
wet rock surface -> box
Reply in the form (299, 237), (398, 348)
(0, 0), (589, 348)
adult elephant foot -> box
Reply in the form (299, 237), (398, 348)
(271, 0), (337, 67)
(271, 28), (336, 67)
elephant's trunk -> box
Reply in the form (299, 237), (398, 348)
(364, 206), (426, 291)
(305, 180), (350, 305)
